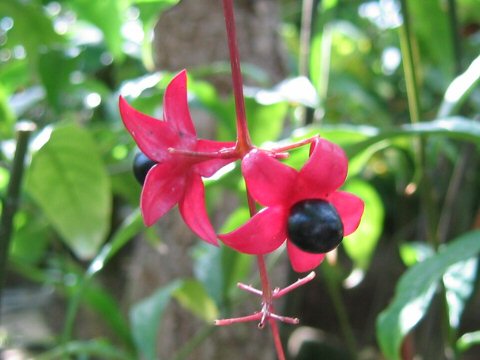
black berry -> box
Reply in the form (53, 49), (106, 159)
(133, 152), (156, 185)
(287, 199), (344, 254)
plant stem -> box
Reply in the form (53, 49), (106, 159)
(221, 0), (252, 154)
(173, 325), (217, 360)
(298, 0), (315, 77)
(398, 0), (438, 245)
(446, 0), (462, 75)
(398, 0), (421, 125)
(0, 121), (36, 321)
(221, 1), (287, 358)
(322, 264), (357, 358)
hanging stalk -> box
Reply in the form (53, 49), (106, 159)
(221, 0), (286, 358)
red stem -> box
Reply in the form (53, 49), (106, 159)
(221, 0), (252, 154)
(221, 1), (287, 358)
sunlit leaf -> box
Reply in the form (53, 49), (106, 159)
(399, 242), (434, 267)
(173, 279), (219, 322)
(342, 179), (384, 270)
(444, 258), (478, 329)
(245, 77), (319, 108)
(376, 230), (480, 360)
(68, 0), (129, 60)
(345, 117), (480, 156)
(0, 1), (63, 65)
(130, 281), (182, 360)
(135, 0), (181, 68)
(438, 54), (480, 117)
(0, 86), (15, 138)
(26, 124), (111, 259)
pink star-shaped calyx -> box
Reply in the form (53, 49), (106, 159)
(119, 70), (236, 245)
(219, 138), (364, 272)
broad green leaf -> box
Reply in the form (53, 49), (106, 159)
(38, 50), (77, 111)
(400, 243), (478, 330)
(130, 281), (182, 360)
(438, 54), (480, 117)
(342, 180), (384, 270)
(26, 124), (111, 259)
(173, 279), (219, 323)
(376, 230), (480, 360)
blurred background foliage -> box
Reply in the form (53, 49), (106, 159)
(0, 0), (480, 359)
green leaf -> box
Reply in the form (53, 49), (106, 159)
(37, 339), (134, 360)
(173, 279), (219, 323)
(68, 0), (130, 60)
(438, 54), (480, 117)
(38, 50), (77, 111)
(87, 210), (143, 276)
(409, 0), (454, 81)
(444, 258), (478, 329)
(0, 0), (63, 65)
(245, 97), (288, 145)
(130, 281), (182, 360)
(342, 180), (384, 270)
(0, 85), (16, 138)
(82, 284), (134, 348)
(344, 117), (480, 156)
(26, 124), (111, 259)
(457, 331), (480, 353)
(191, 242), (224, 306)
(376, 230), (480, 360)
(399, 242), (434, 267)
(135, 0), (180, 68)
(10, 209), (50, 264)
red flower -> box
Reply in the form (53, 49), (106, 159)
(219, 138), (364, 272)
(119, 70), (235, 245)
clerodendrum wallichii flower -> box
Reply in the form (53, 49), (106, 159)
(119, 70), (364, 273)
(119, 70), (235, 245)
(220, 139), (364, 272)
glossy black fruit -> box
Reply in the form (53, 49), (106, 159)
(287, 199), (344, 253)
(133, 152), (156, 185)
